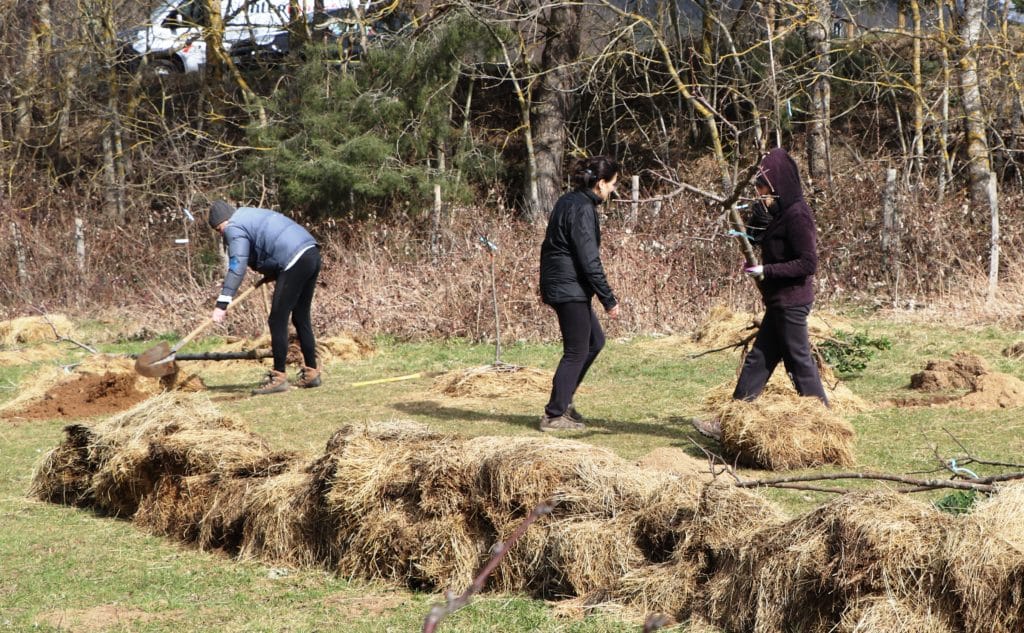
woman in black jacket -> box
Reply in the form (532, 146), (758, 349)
(538, 156), (621, 432)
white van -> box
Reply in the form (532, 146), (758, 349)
(120, 0), (366, 74)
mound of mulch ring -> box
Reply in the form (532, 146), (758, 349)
(904, 351), (1024, 409)
(0, 355), (203, 422)
(432, 363), (553, 398)
(31, 392), (1024, 631)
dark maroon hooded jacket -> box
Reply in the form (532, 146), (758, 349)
(751, 148), (819, 308)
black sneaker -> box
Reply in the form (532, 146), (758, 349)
(539, 413), (586, 432)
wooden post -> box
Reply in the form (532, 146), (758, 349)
(74, 217), (85, 271)
(431, 184), (442, 263)
(881, 168), (898, 254)
(628, 174), (639, 230)
(987, 171), (1000, 303)
(11, 221), (28, 286)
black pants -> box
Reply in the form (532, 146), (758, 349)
(269, 247), (321, 373)
(732, 303), (829, 405)
(545, 301), (605, 417)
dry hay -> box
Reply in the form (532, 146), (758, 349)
(713, 393), (856, 470)
(946, 482), (1024, 633)
(29, 392), (280, 517)
(237, 464), (331, 568)
(821, 491), (955, 598)
(703, 366), (869, 415)
(0, 343), (64, 366)
(574, 558), (701, 624)
(0, 314), (76, 345)
(635, 447), (718, 483)
(632, 477), (705, 563)
(219, 332), (375, 365)
(466, 435), (663, 520)
(836, 595), (957, 633)
(28, 423), (98, 506)
(910, 351), (989, 391)
(545, 514), (646, 596)
(432, 364), (552, 399)
(690, 305), (848, 350)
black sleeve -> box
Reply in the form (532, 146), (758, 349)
(745, 202), (772, 244)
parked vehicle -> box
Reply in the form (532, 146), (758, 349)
(119, 0), (368, 75)
(228, 7), (409, 69)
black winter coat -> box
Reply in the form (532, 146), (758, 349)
(539, 189), (618, 309)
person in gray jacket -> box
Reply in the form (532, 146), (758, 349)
(537, 156), (621, 432)
(207, 200), (322, 395)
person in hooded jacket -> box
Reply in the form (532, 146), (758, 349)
(207, 200), (322, 395)
(733, 148), (829, 405)
(538, 156), (621, 432)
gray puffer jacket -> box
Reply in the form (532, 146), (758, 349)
(217, 207), (317, 304)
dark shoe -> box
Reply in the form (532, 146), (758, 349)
(539, 413), (586, 432)
(691, 417), (722, 441)
(295, 366), (321, 389)
(252, 370), (289, 395)
(566, 403), (586, 424)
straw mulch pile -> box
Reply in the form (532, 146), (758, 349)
(432, 364), (552, 398)
(0, 344), (65, 367)
(703, 362), (869, 415)
(690, 305), (849, 350)
(217, 333), (375, 366)
(709, 392), (856, 470)
(0, 314), (77, 345)
(30, 394), (1024, 631)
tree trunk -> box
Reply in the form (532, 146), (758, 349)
(955, 0), (996, 210)
(531, 3), (581, 217)
(805, 0), (831, 187)
(909, 0), (925, 180)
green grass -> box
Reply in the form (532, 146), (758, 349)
(3, 313), (1024, 632)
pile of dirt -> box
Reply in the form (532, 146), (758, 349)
(910, 352), (989, 391)
(712, 393), (856, 470)
(0, 314), (77, 345)
(31, 395), (1024, 631)
(1, 354), (203, 422)
(432, 364), (552, 398)
(906, 352), (1024, 410)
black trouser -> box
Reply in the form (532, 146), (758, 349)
(732, 303), (829, 405)
(545, 301), (605, 417)
(268, 247), (321, 373)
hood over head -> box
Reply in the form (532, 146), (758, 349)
(756, 148), (804, 213)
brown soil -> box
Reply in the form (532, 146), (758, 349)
(38, 605), (175, 632)
(6, 372), (151, 420)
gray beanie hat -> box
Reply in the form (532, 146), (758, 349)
(208, 200), (236, 228)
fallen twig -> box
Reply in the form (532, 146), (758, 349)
(733, 470), (1024, 494)
(422, 500), (555, 633)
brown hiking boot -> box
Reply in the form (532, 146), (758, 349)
(691, 417), (723, 441)
(252, 370), (289, 395)
(539, 413), (586, 432)
(295, 366), (322, 389)
(566, 403), (586, 424)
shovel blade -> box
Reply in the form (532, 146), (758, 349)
(135, 341), (178, 377)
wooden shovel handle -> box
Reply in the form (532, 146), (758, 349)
(171, 284), (260, 353)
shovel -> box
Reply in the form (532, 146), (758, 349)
(135, 284), (260, 378)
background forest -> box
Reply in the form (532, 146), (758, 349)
(1, 0), (1023, 341)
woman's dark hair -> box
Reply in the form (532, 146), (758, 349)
(571, 155), (620, 190)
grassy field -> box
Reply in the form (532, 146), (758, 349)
(2, 311), (1024, 632)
